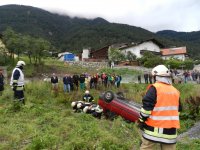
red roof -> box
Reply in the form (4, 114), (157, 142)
(161, 47), (187, 56)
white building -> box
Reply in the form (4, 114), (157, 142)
(161, 47), (187, 61)
(82, 49), (90, 61)
(120, 39), (164, 58)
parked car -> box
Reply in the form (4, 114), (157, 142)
(98, 91), (141, 122)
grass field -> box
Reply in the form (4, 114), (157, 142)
(2, 58), (200, 149)
(1, 80), (200, 149)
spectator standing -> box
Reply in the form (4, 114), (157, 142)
(101, 73), (107, 88)
(183, 70), (188, 83)
(90, 75), (94, 89)
(144, 72), (149, 84)
(79, 73), (85, 90)
(138, 74), (141, 84)
(51, 73), (59, 93)
(0, 68), (4, 96)
(93, 74), (98, 89)
(73, 74), (79, 90)
(107, 74), (112, 88)
(115, 75), (121, 88)
(85, 75), (91, 89)
(148, 73), (152, 84)
(63, 74), (72, 93)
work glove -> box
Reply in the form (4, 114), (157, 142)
(12, 83), (17, 91)
(137, 119), (146, 130)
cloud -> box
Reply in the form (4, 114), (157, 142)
(0, 0), (200, 32)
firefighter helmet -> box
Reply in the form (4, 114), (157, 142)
(152, 65), (170, 77)
(16, 60), (26, 67)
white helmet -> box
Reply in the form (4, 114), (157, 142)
(77, 102), (82, 109)
(83, 106), (89, 113)
(71, 102), (77, 108)
(95, 105), (103, 113)
(16, 61), (26, 67)
(85, 90), (89, 94)
(152, 65), (170, 77)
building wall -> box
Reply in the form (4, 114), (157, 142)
(122, 41), (160, 58)
(82, 49), (90, 61)
(162, 54), (186, 61)
(67, 61), (109, 68)
(91, 46), (109, 59)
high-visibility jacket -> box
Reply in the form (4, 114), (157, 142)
(145, 82), (180, 129)
(141, 82), (180, 144)
(10, 68), (24, 86)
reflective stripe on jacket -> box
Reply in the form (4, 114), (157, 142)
(145, 82), (180, 128)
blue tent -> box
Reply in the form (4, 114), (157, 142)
(64, 53), (75, 61)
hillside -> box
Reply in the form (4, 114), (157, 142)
(156, 30), (200, 59)
(0, 4), (200, 58)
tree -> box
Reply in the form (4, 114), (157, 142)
(182, 59), (194, 70)
(28, 37), (51, 64)
(2, 27), (52, 65)
(126, 51), (136, 63)
(2, 27), (19, 63)
(138, 51), (164, 68)
(108, 47), (126, 63)
(164, 58), (182, 69)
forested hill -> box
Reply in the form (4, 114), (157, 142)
(0, 5), (199, 58)
(156, 30), (200, 59)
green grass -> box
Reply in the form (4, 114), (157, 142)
(0, 82), (143, 150)
(0, 81), (200, 149)
(6, 57), (142, 78)
(2, 59), (200, 149)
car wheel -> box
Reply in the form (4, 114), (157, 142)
(104, 91), (114, 103)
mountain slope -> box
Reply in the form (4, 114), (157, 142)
(0, 4), (199, 58)
(157, 30), (200, 42)
(157, 30), (200, 58)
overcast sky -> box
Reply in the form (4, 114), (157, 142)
(0, 0), (200, 32)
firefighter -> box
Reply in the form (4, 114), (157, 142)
(138, 65), (182, 150)
(83, 90), (94, 103)
(83, 105), (103, 119)
(10, 60), (26, 104)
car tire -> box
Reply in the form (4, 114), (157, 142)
(104, 91), (114, 103)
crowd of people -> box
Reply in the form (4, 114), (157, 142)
(137, 69), (200, 84)
(51, 72), (122, 93)
(137, 72), (156, 84)
(181, 70), (200, 83)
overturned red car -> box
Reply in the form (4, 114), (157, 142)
(98, 91), (141, 122)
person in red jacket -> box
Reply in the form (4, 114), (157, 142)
(138, 65), (182, 150)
